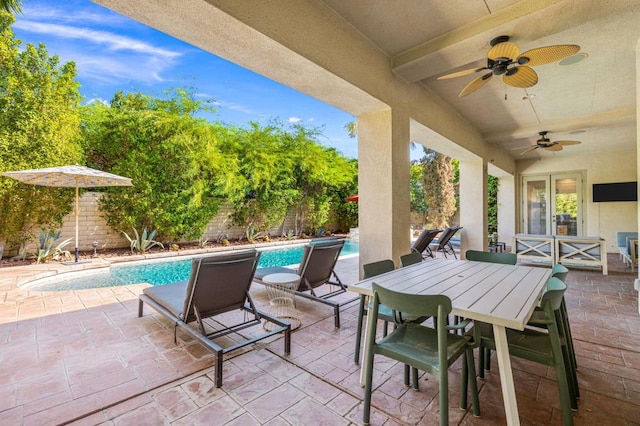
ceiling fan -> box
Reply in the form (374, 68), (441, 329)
(517, 131), (582, 155)
(438, 35), (580, 97)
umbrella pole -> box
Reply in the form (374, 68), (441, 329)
(75, 187), (79, 262)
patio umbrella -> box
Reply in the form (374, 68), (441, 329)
(1, 165), (133, 262)
(345, 194), (359, 202)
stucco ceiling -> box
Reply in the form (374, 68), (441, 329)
(322, 0), (640, 159)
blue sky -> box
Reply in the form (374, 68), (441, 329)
(11, 0), (359, 158)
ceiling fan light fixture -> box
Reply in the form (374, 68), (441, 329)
(558, 52), (589, 66)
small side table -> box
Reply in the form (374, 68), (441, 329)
(261, 273), (302, 331)
(488, 241), (506, 253)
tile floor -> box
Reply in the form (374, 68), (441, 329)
(0, 252), (639, 425)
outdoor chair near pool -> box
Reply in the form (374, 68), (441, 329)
(254, 239), (358, 328)
(411, 228), (440, 258)
(429, 225), (463, 259)
(138, 249), (291, 388)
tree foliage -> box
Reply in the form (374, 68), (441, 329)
(0, 12), (82, 249)
(0, 0), (21, 14)
(410, 162), (428, 224)
(488, 175), (498, 234)
(421, 148), (456, 229)
(218, 121), (358, 236)
(81, 89), (228, 243)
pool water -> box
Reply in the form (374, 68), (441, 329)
(25, 241), (358, 291)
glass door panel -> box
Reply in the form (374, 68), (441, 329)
(522, 173), (583, 236)
(552, 174), (582, 236)
(523, 177), (549, 235)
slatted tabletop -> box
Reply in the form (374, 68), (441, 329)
(349, 258), (550, 330)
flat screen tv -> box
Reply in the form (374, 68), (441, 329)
(592, 182), (637, 202)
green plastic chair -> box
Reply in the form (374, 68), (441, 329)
(363, 283), (480, 426)
(355, 259), (426, 388)
(354, 259), (395, 364)
(399, 251), (423, 267)
(465, 249), (517, 265)
(480, 264), (579, 401)
(476, 277), (577, 425)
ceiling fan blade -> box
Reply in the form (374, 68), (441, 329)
(488, 41), (520, 60)
(459, 72), (492, 97)
(520, 146), (539, 155)
(518, 44), (581, 66)
(545, 144), (563, 152)
(503, 66), (538, 88)
(437, 67), (488, 80)
(555, 140), (581, 146)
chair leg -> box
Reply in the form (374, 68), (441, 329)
(439, 365), (449, 426)
(214, 350), (224, 388)
(549, 325), (575, 425)
(461, 352), (469, 409)
(354, 296), (366, 364)
(466, 348), (481, 417)
(334, 305), (340, 328)
(478, 344), (485, 379)
(363, 353), (376, 425)
(412, 367), (419, 390)
(404, 364), (410, 386)
(485, 348), (491, 371)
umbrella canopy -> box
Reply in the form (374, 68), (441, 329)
(2, 165), (133, 262)
(345, 194), (359, 202)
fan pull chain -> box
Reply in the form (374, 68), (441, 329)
(504, 85), (507, 100)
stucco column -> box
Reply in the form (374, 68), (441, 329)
(459, 159), (488, 256)
(497, 175), (516, 251)
(358, 108), (411, 273)
(636, 39), (640, 293)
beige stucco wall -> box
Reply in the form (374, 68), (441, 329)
(517, 149), (638, 252)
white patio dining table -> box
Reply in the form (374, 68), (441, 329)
(348, 257), (551, 426)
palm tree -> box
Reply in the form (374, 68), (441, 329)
(0, 0), (22, 13)
(343, 121), (357, 139)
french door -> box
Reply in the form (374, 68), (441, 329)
(522, 173), (583, 236)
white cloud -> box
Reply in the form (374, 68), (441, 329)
(288, 117), (302, 123)
(22, 4), (128, 27)
(13, 20), (181, 60)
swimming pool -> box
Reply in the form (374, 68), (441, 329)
(23, 241), (359, 291)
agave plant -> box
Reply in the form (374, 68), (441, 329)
(244, 227), (264, 244)
(36, 230), (71, 263)
(282, 229), (296, 240)
(122, 227), (164, 254)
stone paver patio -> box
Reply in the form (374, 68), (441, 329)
(1, 250), (639, 425)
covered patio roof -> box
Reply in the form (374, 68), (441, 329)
(92, 0), (640, 269)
